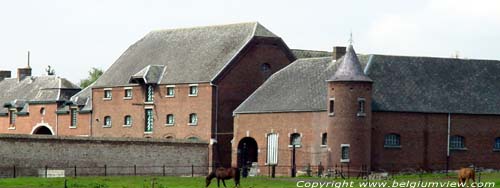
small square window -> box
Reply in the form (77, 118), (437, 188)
(188, 113), (197, 125)
(189, 85), (198, 96)
(124, 115), (132, 126)
(166, 114), (175, 125)
(104, 89), (112, 100)
(166, 86), (175, 97)
(104, 116), (112, 127)
(124, 88), (132, 99)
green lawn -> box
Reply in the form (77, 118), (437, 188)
(0, 172), (499, 188)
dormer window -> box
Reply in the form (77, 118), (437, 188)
(329, 98), (335, 116)
(357, 98), (366, 117)
(189, 84), (198, 96)
(145, 85), (154, 102)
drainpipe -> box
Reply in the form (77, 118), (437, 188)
(210, 82), (219, 170)
(56, 111), (59, 135)
(446, 113), (451, 175)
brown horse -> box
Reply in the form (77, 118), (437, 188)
(206, 167), (240, 188)
(458, 167), (475, 187)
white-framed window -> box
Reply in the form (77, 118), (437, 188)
(188, 84), (198, 96)
(103, 89), (112, 100)
(289, 133), (301, 147)
(145, 85), (154, 102)
(70, 108), (78, 128)
(384, 134), (401, 148)
(450, 135), (465, 150)
(9, 109), (16, 126)
(329, 98), (335, 116)
(166, 114), (175, 125)
(124, 87), (133, 99)
(321, 133), (328, 146)
(124, 115), (132, 127)
(145, 109), (153, 132)
(166, 85), (175, 97)
(357, 97), (366, 117)
(188, 113), (197, 125)
(266, 133), (278, 165)
(495, 137), (500, 150)
(104, 116), (112, 127)
(340, 144), (350, 163)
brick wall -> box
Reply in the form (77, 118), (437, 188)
(0, 134), (208, 177)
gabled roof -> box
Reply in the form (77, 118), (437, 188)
(0, 76), (81, 114)
(235, 54), (500, 115)
(328, 44), (372, 82)
(91, 22), (284, 87)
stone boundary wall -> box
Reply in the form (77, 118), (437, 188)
(0, 134), (208, 177)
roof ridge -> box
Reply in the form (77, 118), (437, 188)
(150, 21), (259, 33)
(370, 54), (500, 62)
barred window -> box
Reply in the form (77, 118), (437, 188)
(384, 134), (401, 147)
(145, 109), (153, 132)
(494, 137), (500, 150)
(290, 133), (301, 146)
(70, 108), (78, 127)
(9, 110), (16, 125)
(124, 115), (132, 126)
(146, 85), (154, 102)
(450, 135), (465, 149)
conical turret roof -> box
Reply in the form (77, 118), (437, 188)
(328, 44), (372, 82)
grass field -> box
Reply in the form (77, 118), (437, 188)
(0, 172), (499, 188)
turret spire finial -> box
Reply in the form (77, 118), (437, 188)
(348, 31), (353, 45)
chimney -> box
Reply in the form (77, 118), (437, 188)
(18, 51), (32, 81)
(0, 70), (11, 81)
(332, 46), (346, 61)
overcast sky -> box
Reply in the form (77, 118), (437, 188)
(1, 0), (499, 84)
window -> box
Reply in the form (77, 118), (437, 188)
(261, 63), (271, 73)
(357, 98), (366, 116)
(267, 133), (278, 165)
(145, 85), (154, 102)
(384, 134), (401, 148)
(321, 133), (328, 146)
(9, 109), (16, 126)
(189, 85), (198, 96)
(145, 109), (153, 132)
(341, 144), (350, 162)
(450, 135), (465, 150)
(166, 86), (175, 97)
(124, 88), (132, 99)
(494, 137), (500, 150)
(329, 98), (335, 116)
(40, 107), (46, 115)
(290, 133), (301, 147)
(166, 114), (174, 125)
(187, 137), (199, 141)
(104, 116), (112, 127)
(188, 113), (197, 125)
(124, 115), (132, 126)
(104, 89), (112, 99)
(70, 108), (77, 128)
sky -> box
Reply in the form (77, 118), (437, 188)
(1, 0), (499, 84)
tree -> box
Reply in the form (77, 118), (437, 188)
(80, 67), (103, 88)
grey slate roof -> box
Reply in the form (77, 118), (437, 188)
(0, 76), (80, 114)
(328, 45), (372, 82)
(235, 54), (500, 115)
(129, 65), (166, 84)
(91, 22), (281, 88)
(291, 49), (331, 59)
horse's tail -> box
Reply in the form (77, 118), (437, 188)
(234, 167), (241, 185)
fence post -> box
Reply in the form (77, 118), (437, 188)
(104, 164), (107, 176)
(191, 164), (194, 177)
(163, 165), (165, 176)
(134, 165), (137, 176)
(74, 165), (77, 177)
(13, 165), (16, 178)
(45, 165), (48, 178)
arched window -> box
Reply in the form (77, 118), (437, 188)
(187, 136), (199, 141)
(166, 114), (175, 125)
(290, 133), (301, 146)
(321, 133), (327, 146)
(124, 115), (132, 126)
(494, 137), (500, 150)
(384, 134), (401, 147)
(188, 113), (197, 125)
(450, 135), (465, 149)
(104, 116), (112, 127)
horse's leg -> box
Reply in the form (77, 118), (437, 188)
(206, 179), (211, 188)
(222, 179), (227, 188)
(217, 178), (220, 188)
